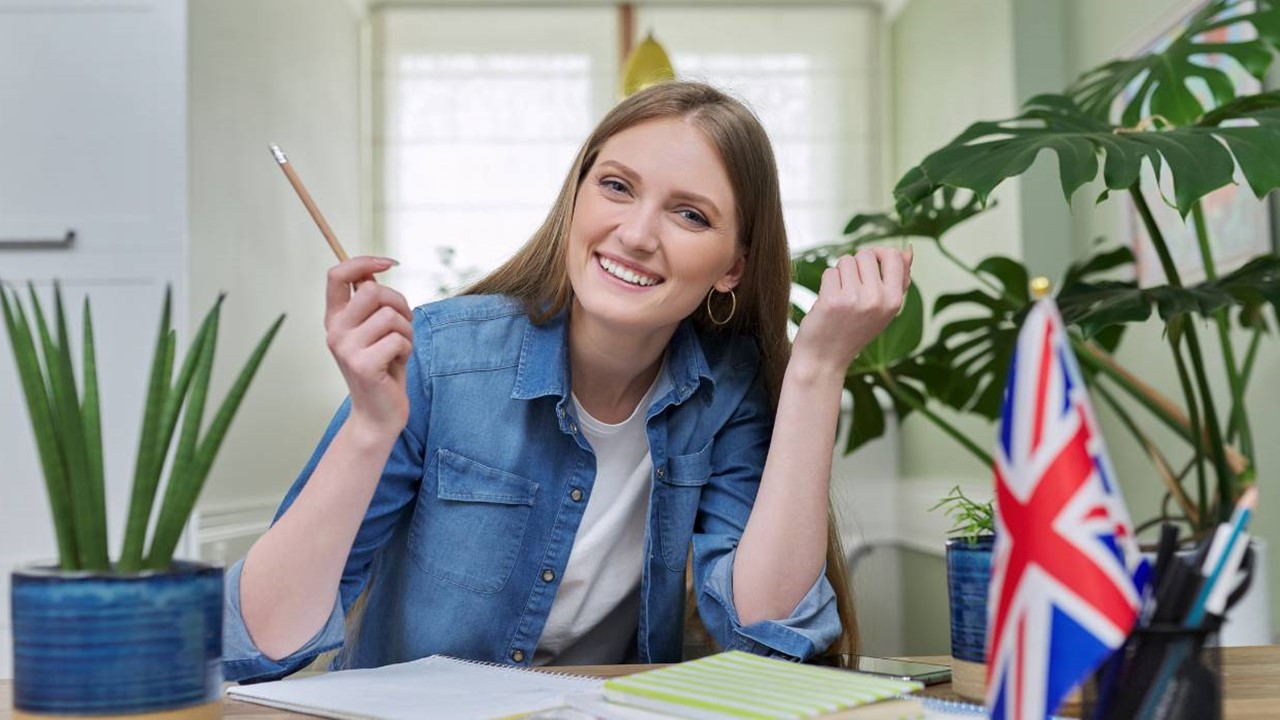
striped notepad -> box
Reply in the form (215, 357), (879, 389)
(603, 651), (924, 719)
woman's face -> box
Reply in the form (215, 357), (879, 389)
(566, 117), (743, 336)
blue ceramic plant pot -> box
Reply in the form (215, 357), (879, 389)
(946, 535), (994, 701)
(10, 561), (223, 719)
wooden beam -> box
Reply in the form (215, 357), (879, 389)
(619, 2), (634, 71)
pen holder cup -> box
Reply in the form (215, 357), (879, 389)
(1086, 621), (1222, 720)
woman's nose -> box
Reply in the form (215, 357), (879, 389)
(615, 206), (661, 254)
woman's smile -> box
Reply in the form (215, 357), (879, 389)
(594, 252), (665, 289)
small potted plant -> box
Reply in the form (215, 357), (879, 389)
(931, 485), (995, 702)
(2, 283), (282, 719)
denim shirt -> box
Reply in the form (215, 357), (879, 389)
(223, 295), (841, 683)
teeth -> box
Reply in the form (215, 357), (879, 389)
(599, 256), (659, 287)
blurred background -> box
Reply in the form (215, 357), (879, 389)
(2, 0), (1277, 677)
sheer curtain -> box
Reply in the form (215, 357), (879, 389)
(375, 5), (881, 305)
(375, 7), (616, 305)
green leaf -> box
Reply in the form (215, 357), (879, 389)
(850, 284), (925, 372)
(804, 188), (990, 262)
(1059, 255), (1280, 334)
(922, 248), (1137, 419)
(0, 285), (79, 569)
(933, 290), (1006, 315)
(38, 284), (107, 570)
(1068, 0), (1280, 127)
(843, 377), (886, 455)
(974, 257), (1030, 303)
(1057, 281), (1153, 337)
(893, 91), (1280, 217)
(81, 297), (108, 566)
(119, 289), (175, 571)
(791, 255), (829, 294)
(146, 313), (284, 568)
(145, 300), (222, 568)
(1062, 245), (1136, 287)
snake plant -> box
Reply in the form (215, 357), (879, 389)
(1, 283), (284, 572)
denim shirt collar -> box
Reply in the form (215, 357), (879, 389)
(510, 308), (715, 411)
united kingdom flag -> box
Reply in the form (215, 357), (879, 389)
(986, 298), (1147, 720)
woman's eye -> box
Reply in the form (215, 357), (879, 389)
(600, 178), (629, 194)
(679, 209), (710, 228)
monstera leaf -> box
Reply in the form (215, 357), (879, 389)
(1069, 0), (1280, 128)
(894, 91), (1280, 218)
(1058, 254), (1280, 336)
(796, 189), (991, 261)
(924, 249), (1133, 421)
(922, 257), (1029, 421)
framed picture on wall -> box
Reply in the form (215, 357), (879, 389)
(1120, 0), (1276, 287)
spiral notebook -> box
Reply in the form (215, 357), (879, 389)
(603, 651), (924, 719)
(225, 654), (602, 720)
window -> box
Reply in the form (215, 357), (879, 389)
(637, 5), (882, 252)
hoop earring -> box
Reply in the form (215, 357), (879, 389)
(706, 288), (736, 326)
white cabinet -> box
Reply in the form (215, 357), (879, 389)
(0, 0), (187, 679)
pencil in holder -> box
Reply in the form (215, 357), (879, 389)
(1090, 619), (1222, 720)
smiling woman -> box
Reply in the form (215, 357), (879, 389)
(565, 118), (746, 412)
(224, 81), (910, 683)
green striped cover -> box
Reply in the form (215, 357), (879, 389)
(603, 651), (923, 720)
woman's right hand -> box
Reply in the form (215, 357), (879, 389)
(325, 257), (414, 437)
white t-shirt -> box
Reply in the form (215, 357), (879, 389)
(533, 365), (670, 665)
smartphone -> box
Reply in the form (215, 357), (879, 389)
(849, 655), (952, 685)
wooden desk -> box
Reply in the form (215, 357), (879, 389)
(3, 647), (1278, 719)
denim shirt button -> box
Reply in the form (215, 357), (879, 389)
(511, 649), (525, 663)
(541, 569), (555, 583)
(569, 488), (583, 502)
(656, 467), (665, 479)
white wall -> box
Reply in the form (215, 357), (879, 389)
(187, 0), (368, 527)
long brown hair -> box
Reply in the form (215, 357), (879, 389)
(464, 81), (857, 657)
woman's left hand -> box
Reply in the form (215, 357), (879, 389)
(792, 246), (913, 374)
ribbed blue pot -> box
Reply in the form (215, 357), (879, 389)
(946, 535), (994, 664)
(11, 561), (223, 717)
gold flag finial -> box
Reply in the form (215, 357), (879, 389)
(621, 32), (675, 97)
(1030, 276), (1052, 300)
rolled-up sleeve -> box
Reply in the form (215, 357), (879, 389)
(696, 539), (841, 660)
(222, 558), (346, 682)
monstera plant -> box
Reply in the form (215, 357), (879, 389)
(795, 0), (1280, 536)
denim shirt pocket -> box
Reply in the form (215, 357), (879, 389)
(409, 448), (540, 595)
(656, 444), (711, 572)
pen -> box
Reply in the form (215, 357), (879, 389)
(1186, 485), (1257, 627)
(1142, 523), (1180, 625)
(1135, 486), (1257, 720)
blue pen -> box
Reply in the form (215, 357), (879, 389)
(1185, 485), (1257, 627)
(1135, 485), (1257, 720)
